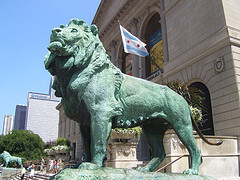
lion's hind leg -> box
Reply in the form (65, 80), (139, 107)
(137, 122), (167, 172)
(171, 117), (201, 175)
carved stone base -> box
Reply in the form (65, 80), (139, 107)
(106, 142), (142, 169)
(159, 132), (239, 178)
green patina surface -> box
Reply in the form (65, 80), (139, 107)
(0, 151), (23, 168)
(44, 18), (218, 177)
(51, 167), (216, 180)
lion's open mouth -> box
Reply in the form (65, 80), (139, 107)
(48, 41), (62, 55)
(47, 35), (66, 55)
(50, 38), (65, 47)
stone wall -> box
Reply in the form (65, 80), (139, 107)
(161, 0), (240, 136)
(92, 0), (240, 136)
(159, 132), (239, 178)
(56, 103), (83, 163)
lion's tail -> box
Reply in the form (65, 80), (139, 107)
(190, 112), (223, 146)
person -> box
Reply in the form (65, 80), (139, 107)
(81, 150), (86, 162)
(0, 164), (3, 175)
(29, 163), (35, 179)
(53, 159), (57, 174)
(21, 167), (26, 180)
(49, 159), (53, 173)
(40, 157), (45, 172)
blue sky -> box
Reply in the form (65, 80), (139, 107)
(0, 0), (101, 133)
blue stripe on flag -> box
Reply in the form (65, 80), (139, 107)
(126, 45), (149, 57)
(123, 31), (139, 41)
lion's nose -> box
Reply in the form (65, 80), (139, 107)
(52, 28), (62, 34)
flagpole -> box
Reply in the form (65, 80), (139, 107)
(150, 57), (162, 72)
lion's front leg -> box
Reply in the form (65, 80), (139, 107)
(79, 124), (91, 162)
(78, 111), (112, 170)
(5, 160), (8, 167)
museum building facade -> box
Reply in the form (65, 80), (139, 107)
(92, 0), (240, 137)
(57, 0), (240, 163)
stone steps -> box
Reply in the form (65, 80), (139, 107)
(10, 171), (54, 180)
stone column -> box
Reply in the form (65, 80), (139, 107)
(159, 0), (169, 63)
(109, 40), (117, 65)
(139, 44), (146, 78)
(130, 18), (140, 77)
(116, 59), (123, 71)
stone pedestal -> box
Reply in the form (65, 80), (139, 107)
(1, 168), (21, 178)
(46, 151), (70, 170)
(157, 131), (239, 179)
(51, 167), (216, 180)
(54, 153), (70, 170)
(107, 131), (143, 169)
(106, 142), (142, 169)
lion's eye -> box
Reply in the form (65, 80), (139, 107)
(71, 28), (78, 33)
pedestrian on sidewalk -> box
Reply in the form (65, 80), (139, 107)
(30, 163), (35, 179)
(21, 166), (26, 180)
(53, 159), (57, 174)
(40, 157), (45, 172)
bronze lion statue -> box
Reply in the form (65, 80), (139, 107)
(0, 151), (23, 168)
(44, 18), (221, 175)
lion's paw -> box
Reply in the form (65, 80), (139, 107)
(78, 162), (101, 170)
(136, 166), (151, 172)
(183, 169), (198, 175)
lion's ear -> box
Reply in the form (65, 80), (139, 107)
(90, 25), (98, 36)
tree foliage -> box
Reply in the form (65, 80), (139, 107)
(166, 80), (205, 110)
(0, 130), (44, 160)
(56, 137), (70, 147)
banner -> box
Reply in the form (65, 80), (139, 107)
(149, 29), (164, 74)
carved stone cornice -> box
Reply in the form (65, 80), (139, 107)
(129, 18), (138, 27)
(92, 0), (136, 39)
(92, 0), (109, 25)
(148, 1), (160, 11)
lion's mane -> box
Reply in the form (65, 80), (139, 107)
(44, 18), (123, 119)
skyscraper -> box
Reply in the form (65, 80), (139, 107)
(25, 77), (60, 142)
(13, 105), (27, 130)
(3, 115), (14, 135)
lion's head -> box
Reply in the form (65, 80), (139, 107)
(1, 151), (10, 159)
(44, 18), (101, 75)
(44, 18), (117, 99)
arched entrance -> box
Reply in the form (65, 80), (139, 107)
(144, 13), (163, 78)
(189, 82), (215, 135)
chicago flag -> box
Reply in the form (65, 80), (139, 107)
(120, 24), (149, 57)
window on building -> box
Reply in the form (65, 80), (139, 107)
(72, 142), (76, 160)
(189, 82), (215, 135)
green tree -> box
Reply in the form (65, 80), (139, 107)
(0, 130), (44, 160)
(166, 80), (205, 110)
(56, 137), (71, 146)
(166, 80), (205, 123)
